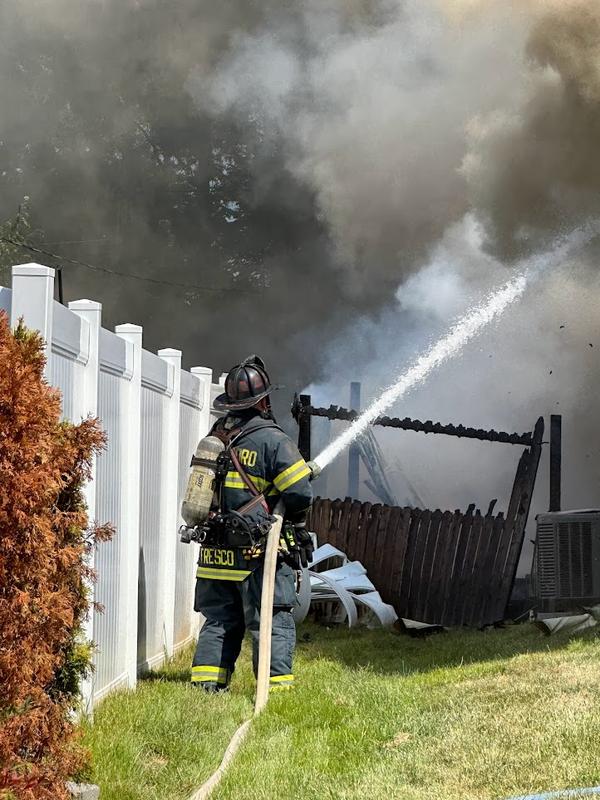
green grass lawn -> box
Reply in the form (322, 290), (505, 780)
(82, 623), (600, 800)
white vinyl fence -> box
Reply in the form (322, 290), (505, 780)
(1, 264), (219, 708)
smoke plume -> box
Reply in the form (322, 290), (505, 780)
(2, 0), (600, 546)
(464, 1), (600, 258)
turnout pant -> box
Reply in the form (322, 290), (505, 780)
(191, 559), (297, 691)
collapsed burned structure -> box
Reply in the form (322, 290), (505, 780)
(293, 394), (562, 628)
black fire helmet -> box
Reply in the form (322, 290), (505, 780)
(213, 355), (277, 411)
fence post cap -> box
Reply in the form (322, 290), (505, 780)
(12, 263), (55, 278)
(68, 299), (102, 312)
(158, 347), (182, 359)
(115, 323), (142, 334)
(191, 366), (212, 376)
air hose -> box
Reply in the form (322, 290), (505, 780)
(505, 788), (600, 800)
(187, 501), (284, 800)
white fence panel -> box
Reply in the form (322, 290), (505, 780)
(92, 328), (132, 700)
(48, 353), (77, 419)
(94, 368), (127, 696)
(49, 302), (88, 421)
(0, 286), (11, 315)
(174, 373), (202, 651)
(6, 264), (215, 705)
(138, 370), (168, 670)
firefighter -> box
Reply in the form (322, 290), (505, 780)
(191, 355), (314, 692)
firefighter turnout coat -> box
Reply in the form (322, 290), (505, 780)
(191, 410), (313, 690)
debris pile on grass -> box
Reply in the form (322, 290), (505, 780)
(0, 311), (111, 800)
(308, 543), (398, 627)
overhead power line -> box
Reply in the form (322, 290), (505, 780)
(0, 237), (261, 295)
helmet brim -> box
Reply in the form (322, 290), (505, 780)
(213, 385), (277, 411)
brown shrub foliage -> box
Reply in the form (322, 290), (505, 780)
(0, 311), (112, 800)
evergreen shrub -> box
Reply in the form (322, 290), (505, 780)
(0, 311), (112, 799)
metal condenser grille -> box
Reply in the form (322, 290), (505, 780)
(558, 521), (593, 598)
(537, 522), (557, 598)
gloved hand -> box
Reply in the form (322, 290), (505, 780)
(295, 524), (314, 568)
(282, 523), (314, 569)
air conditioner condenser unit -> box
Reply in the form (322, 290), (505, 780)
(533, 510), (600, 612)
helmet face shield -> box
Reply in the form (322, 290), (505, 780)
(214, 356), (276, 411)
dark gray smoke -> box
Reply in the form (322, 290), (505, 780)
(0, 0), (370, 394)
(465, 1), (600, 258)
(0, 0), (525, 389)
(193, 0), (526, 292)
(1, 0), (600, 532)
(195, 0), (600, 539)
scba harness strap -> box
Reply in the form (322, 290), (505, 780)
(215, 416), (283, 511)
(228, 446), (269, 512)
(196, 417), (280, 581)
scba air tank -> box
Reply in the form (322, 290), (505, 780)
(181, 435), (225, 527)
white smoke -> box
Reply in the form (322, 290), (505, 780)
(316, 220), (597, 477)
(193, 0), (600, 576)
(315, 270), (530, 468)
(190, 0), (528, 292)
(308, 219), (600, 575)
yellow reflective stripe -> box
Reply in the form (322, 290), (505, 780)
(275, 462), (311, 493)
(269, 674), (294, 684)
(252, 475), (271, 491)
(278, 466), (310, 492)
(192, 665), (226, 675)
(273, 459), (305, 490)
(191, 665), (228, 681)
(224, 471), (271, 492)
(197, 567), (251, 581)
(224, 479), (244, 488)
(197, 566), (251, 579)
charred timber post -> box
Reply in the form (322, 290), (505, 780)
(347, 382), (361, 498)
(297, 394), (312, 462)
(549, 414), (562, 512)
(304, 403), (534, 446)
(500, 416), (545, 621)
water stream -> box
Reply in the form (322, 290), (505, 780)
(314, 223), (598, 470)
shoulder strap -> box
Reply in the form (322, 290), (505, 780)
(228, 418), (283, 449)
(227, 418), (280, 514)
(229, 448), (269, 513)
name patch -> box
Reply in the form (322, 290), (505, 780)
(199, 547), (235, 567)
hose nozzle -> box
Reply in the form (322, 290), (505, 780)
(306, 460), (322, 481)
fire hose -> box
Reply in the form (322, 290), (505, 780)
(187, 500), (284, 800)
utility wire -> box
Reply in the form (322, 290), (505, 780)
(0, 236), (262, 295)
(41, 238), (111, 246)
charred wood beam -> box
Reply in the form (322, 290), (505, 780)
(292, 397), (533, 446)
(549, 414), (562, 512)
(297, 394), (312, 461)
(348, 382), (361, 499)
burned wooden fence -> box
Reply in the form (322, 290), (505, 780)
(307, 417), (545, 627)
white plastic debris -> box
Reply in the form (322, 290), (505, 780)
(396, 618), (446, 636)
(309, 570), (358, 626)
(534, 613), (598, 636)
(319, 561), (377, 594)
(353, 592), (399, 628)
(585, 604), (600, 621)
(308, 543), (348, 569)
(302, 543), (397, 628)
